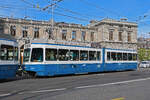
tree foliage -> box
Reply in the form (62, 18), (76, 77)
(138, 48), (150, 61)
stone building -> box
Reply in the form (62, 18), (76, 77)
(0, 17), (138, 50)
(138, 37), (150, 49)
(88, 19), (138, 50)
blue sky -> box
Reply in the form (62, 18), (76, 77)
(0, 0), (150, 37)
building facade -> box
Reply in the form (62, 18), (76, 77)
(88, 19), (137, 50)
(138, 37), (150, 49)
(0, 17), (138, 50)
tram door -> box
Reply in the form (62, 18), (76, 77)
(20, 49), (24, 65)
(74, 50), (89, 73)
(69, 50), (86, 74)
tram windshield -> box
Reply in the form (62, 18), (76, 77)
(31, 48), (43, 62)
(23, 48), (30, 62)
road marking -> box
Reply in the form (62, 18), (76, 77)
(112, 97), (125, 100)
(0, 93), (11, 97)
(19, 88), (66, 94)
(76, 77), (150, 89)
(97, 74), (105, 76)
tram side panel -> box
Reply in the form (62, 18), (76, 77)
(104, 48), (137, 71)
(0, 64), (18, 79)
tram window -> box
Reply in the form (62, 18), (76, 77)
(133, 53), (137, 61)
(80, 50), (88, 61)
(111, 52), (117, 61)
(58, 49), (70, 61)
(45, 48), (57, 61)
(89, 51), (96, 61)
(1, 45), (13, 61)
(14, 47), (18, 61)
(123, 53), (127, 60)
(117, 53), (122, 60)
(23, 48), (30, 62)
(128, 53), (132, 61)
(31, 48), (43, 62)
(107, 52), (111, 61)
(70, 50), (79, 61)
(97, 51), (101, 61)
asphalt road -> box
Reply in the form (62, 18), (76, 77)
(0, 68), (150, 100)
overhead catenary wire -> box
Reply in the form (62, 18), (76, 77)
(79, 0), (123, 18)
(20, 0), (91, 22)
(0, 5), (36, 10)
(20, 0), (38, 8)
(0, 5), (43, 20)
(48, 10), (89, 22)
(56, 5), (104, 19)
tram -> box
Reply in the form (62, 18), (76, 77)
(0, 33), (19, 79)
(22, 42), (137, 76)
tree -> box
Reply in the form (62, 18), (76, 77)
(138, 48), (150, 61)
(138, 48), (146, 61)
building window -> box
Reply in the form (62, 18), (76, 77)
(46, 28), (53, 39)
(119, 32), (122, 41)
(10, 25), (16, 36)
(62, 30), (67, 40)
(128, 26), (131, 28)
(119, 25), (123, 28)
(91, 32), (94, 41)
(22, 26), (28, 38)
(81, 31), (86, 41)
(128, 32), (131, 42)
(34, 27), (39, 39)
(0, 25), (4, 33)
(72, 31), (76, 41)
(109, 31), (113, 41)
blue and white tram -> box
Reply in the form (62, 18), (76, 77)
(22, 42), (137, 77)
(0, 33), (19, 79)
(23, 43), (103, 76)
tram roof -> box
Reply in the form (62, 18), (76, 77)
(30, 39), (97, 49)
(0, 33), (16, 41)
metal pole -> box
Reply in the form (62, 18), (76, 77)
(51, 0), (54, 39)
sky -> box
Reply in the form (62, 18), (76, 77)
(0, 0), (150, 37)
